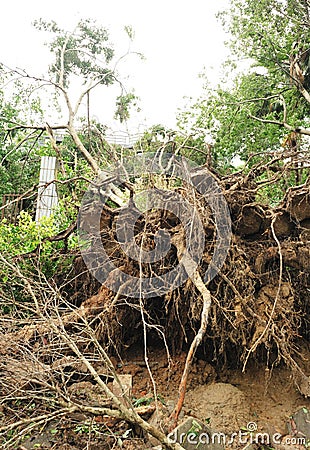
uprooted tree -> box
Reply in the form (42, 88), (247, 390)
(0, 148), (309, 448)
(0, 1), (310, 448)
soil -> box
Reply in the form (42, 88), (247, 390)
(15, 346), (310, 450)
(121, 347), (310, 435)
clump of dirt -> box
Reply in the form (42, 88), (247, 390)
(184, 383), (250, 433)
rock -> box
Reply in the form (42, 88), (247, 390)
(147, 402), (169, 447)
(112, 374), (132, 407)
(167, 416), (224, 449)
(269, 407), (310, 449)
(287, 407), (310, 440)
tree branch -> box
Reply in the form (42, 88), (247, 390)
(169, 271), (211, 429)
(248, 113), (310, 136)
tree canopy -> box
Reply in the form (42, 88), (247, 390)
(178, 0), (310, 193)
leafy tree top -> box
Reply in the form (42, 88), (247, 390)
(177, 0), (310, 173)
(33, 18), (115, 88)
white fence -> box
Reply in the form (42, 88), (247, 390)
(35, 156), (58, 222)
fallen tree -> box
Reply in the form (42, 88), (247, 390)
(0, 148), (309, 447)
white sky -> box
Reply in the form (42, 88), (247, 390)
(0, 0), (230, 132)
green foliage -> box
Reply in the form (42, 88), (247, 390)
(124, 25), (135, 41)
(178, 67), (308, 170)
(177, 0), (310, 184)
(0, 206), (77, 314)
(180, 75), (281, 163)
(0, 81), (49, 205)
(114, 92), (140, 123)
(33, 18), (115, 88)
(218, 0), (310, 118)
(3, 202), (75, 253)
(0, 17), (143, 202)
(0, 206), (77, 270)
(219, 0), (310, 67)
(0, 211), (56, 256)
(133, 394), (165, 407)
(74, 421), (100, 434)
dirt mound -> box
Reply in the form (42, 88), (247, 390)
(185, 383), (250, 433)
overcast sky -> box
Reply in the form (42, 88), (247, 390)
(0, 0), (230, 132)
